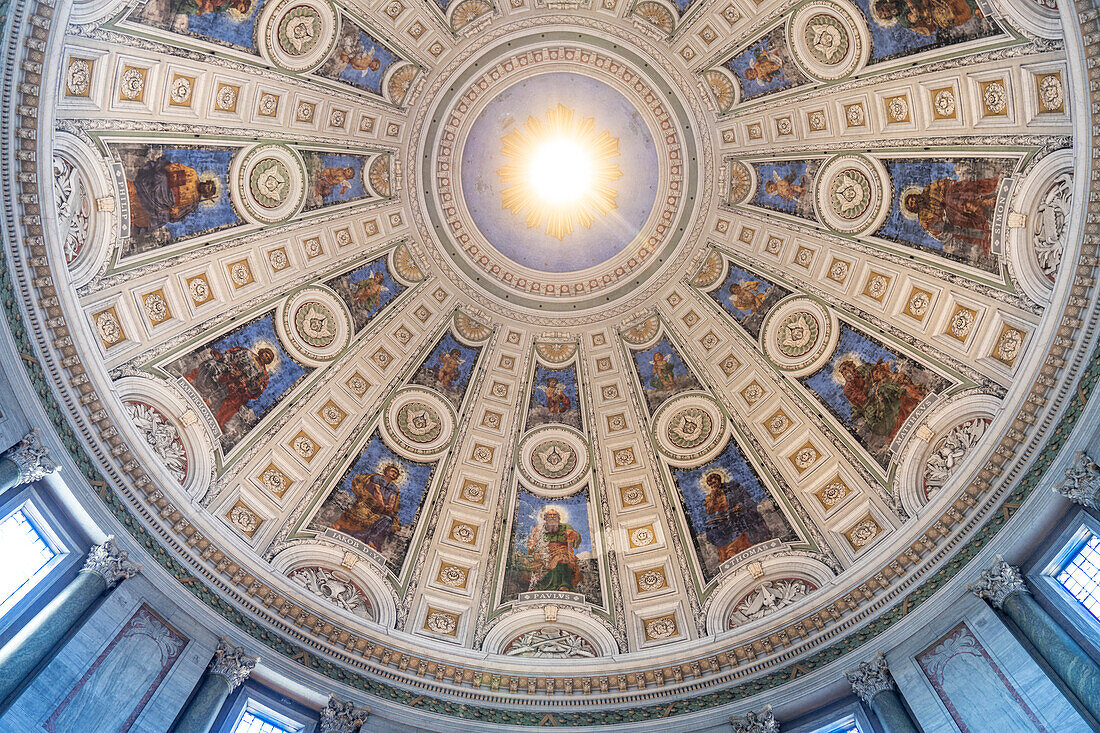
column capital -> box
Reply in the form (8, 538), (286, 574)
(845, 652), (895, 703)
(319, 695), (370, 733)
(1056, 451), (1100, 509)
(968, 555), (1028, 609)
(729, 705), (779, 733)
(4, 428), (58, 486)
(209, 638), (258, 691)
(81, 536), (140, 589)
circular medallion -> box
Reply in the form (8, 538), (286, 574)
(275, 286), (352, 366)
(518, 426), (590, 493)
(788, 2), (866, 81)
(232, 145), (307, 225)
(814, 155), (889, 234)
(383, 387), (456, 458)
(652, 394), (726, 464)
(260, 0), (338, 72)
(762, 297), (838, 376)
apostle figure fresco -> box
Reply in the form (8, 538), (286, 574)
(877, 158), (1013, 273)
(316, 21), (398, 96)
(325, 257), (404, 332)
(165, 312), (310, 452)
(134, 0), (266, 53)
(502, 488), (601, 605)
(410, 333), (481, 409)
(855, 0), (999, 63)
(803, 325), (949, 466)
(302, 152), (374, 210)
(708, 262), (791, 339)
(526, 364), (582, 430)
(673, 439), (797, 580)
(724, 27), (812, 101)
(631, 338), (703, 414)
(751, 161), (820, 220)
(312, 433), (435, 573)
(115, 144), (241, 257)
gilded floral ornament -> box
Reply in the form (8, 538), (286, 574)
(3, 428), (58, 485)
(319, 695), (370, 733)
(1056, 451), (1100, 509)
(209, 638), (259, 691)
(968, 555), (1027, 609)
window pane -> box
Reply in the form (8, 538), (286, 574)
(1057, 534), (1100, 622)
(232, 711), (294, 733)
(0, 509), (56, 608)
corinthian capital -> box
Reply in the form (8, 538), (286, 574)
(730, 705), (779, 733)
(1056, 451), (1100, 509)
(81, 536), (140, 588)
(968, 555), (1028, 609)
(320, 695), (371, 733)
(845, 652), (895, 703)
(4, 428), (58, 485)
(209, 638), (258, 691)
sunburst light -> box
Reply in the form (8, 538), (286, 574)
(497, 104), (622, 241)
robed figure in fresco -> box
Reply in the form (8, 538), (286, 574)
(170, 0), (251, 16)
(127, 155), (218, 235)
(330, 463), (403, 552)
(649, 352), (677, 392)
(764, 169), (811, 203)
(315, 166), (356, 199)
(743, 45), (787, 87)
(702, 471), (771, 562)
(836, 356), (927, 442)
(183, 345), (274, 431)
(728, 279), (772, 314)
(537, 377), (571, 415)
(433, 348), (465, 389)
(902, 174), (1000, 254)
(873, 0), (981, 35)
(353, 271), (389, 311)
(524, 508), (582, 592)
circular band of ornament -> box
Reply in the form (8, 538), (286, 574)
(761, 296), (839, 376)
(814, 155), (890, 234)
(652, 393), (726, 464)
(275, 286), (352, 366)
(518, 426), (590, 493)
(231, 145), (307, 225)
(382, 387), (456, 458)
(259, 0), (338, 72)
(787, 1), (867, 81)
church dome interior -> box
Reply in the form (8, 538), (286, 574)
(0, 0), (1099, 728)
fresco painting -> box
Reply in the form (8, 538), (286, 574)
(302, 152), (374, 210)
(116, 144), (241, 257)
(502, 486), (601, 605)
(133, 0), (268, 53)
(630, 338), (703, 414)
(672, 439), (797, 581)
(324, 256), (404, 332)
(526, 364), (582, 431)
(803, 325), (948, 465)
(854, 0), (1000, 63)
(876, 158), (1012, 272)
(166, 312), (310, 452)
(708, 262), (792, 339)
(311, 432), (436, 573)
(750, 161), (821, 220)
(724, 26), (812, 101)
(316, 21), (398, 96)
(410, 333), (482, 409)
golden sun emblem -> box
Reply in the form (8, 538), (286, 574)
(497, 104), (622, 241)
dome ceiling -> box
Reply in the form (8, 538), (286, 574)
(3, 0), (1096, 723)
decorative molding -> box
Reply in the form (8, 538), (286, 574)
(208, 638), (258, 691)
(3, 428), (59, 485)
(1055, 451), (1100, 509)
(844, 652), (895, 704)
(968, 555), (1029, 609)
(319, 695), (371, 733)
(729, 705), (779, 733)
(80, 536), (140, 589)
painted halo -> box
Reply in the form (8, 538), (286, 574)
(518, 426), (590, 493)
(259, 0), (339, 73)
(787, 1), (867, 81)
(814, 155), (890, 234)
(652, 393), (727, 464)
(231, 144), (307, 225)
(275, 286), (353, 366)
(761, 296), (839, 376)
(382, 387), (456, 458)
